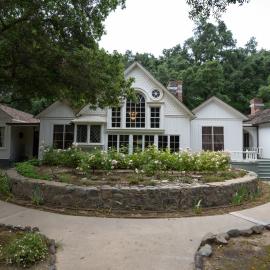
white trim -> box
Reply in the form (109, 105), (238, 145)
(125, 62), (195, 118)
(192, 96), (248, 120)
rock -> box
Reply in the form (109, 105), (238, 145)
(49, 242), (56, 255)
(49, 265), (56, 270)
(198, 244), (212, 257)
(215, 233), (229, 244)
(265, 224), (270, 231)
(227, 229), (240, 237)
(240, 229), (253, 237)
(32, 226), (39, 232)
(49, 254), (56, 265)
(251, 225), (264, 234)
(201, 232), (216, 245)
(194, 252), (203, 270)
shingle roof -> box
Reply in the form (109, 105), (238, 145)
(0, 104), (39, 124)
(246, 108), (270, 125)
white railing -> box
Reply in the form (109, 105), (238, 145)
(229, 147), (263, 162)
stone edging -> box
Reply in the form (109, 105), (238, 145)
(194, 224), (270, 270)
(0, 223), (57, 270)
(6, 168), (258, 211)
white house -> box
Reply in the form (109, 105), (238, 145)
(34, 62), (248, 158)
(0, 62), (266, 166)
(0, 104), (39, 165)
(243, 98), (270, 159)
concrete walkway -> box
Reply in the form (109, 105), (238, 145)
(0, 201), (270, 270)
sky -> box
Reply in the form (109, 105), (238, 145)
(99, 0), (270, 56)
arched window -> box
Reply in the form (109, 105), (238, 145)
(126, 93), (145, 128)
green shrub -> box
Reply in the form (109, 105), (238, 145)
(43, 147), (87, 168)
(15, 162), (51, 180)
(31, 186), (44, 206)
(41, 146), (230, 176)
(0, 171), (11, 196)
(231, 186), (253, 205)
(3, 233), (48, 268)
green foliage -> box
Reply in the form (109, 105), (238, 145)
(193, 199), (203, 214)
(231, 185), (260, 206)
(0, 171), (11, 197)
(15, 161), (51, 180)
(42, 147), (87, 168)
(3, 233), (48, 268)
(186, 0), (249, 19)
(0, 0), (132, 112)
(58, 173), (71, 184)
(122, 20), (270, 114)
(31, 186), (44, 206)
(41, 146), (230, 176)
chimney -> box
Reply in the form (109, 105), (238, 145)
(250, 98), (264, 115)
(167, 80), (183, 102)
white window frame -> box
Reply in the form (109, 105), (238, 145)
(75, 124), (103, 145)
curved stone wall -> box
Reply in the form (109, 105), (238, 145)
(6, 169), (258, 211)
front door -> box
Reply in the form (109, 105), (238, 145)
(33, 129), (39, 158)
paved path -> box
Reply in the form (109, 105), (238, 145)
(0, 201), (270, 270)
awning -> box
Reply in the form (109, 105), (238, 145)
(72, 115), (107, 124)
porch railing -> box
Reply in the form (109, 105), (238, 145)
(229, 147), (263, 162)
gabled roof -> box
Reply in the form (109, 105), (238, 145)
(125, 62), (195, 118)
(36, 100), (75, 118)
(0, 104), (39, 123)
(192, 96), (248, 120)
(246, 108), (270, 125)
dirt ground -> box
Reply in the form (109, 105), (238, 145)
(204, 230), (270, 270)
(36, 165), (247, 186)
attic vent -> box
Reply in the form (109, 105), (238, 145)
(167, 80), (183, 102)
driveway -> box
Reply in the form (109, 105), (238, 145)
(0, 201), (270, 270)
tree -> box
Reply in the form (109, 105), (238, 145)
(182, 61), (226, 108)
(0, 0), (132, 112)
(186, 0), (250, 19)
(184, 20), (236, 63)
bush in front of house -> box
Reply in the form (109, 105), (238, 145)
(15, 162), (51, 180)
(3, 232), (48, 268)
(40, 146), (230, 176)
(42, 147), (87, 168)
(0, 170), (11, 196)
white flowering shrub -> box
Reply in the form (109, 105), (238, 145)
(43, 147), (87, 168)
(3, 233), (48, 268)
(41, 146), (230, 175)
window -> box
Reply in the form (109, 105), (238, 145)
(53, 124), (74, 149)
(64, 125), (74, 148)
(126, 93), (145, 128)
(150, 107), (160, 128)
(112, 107), (121, 128)
(202, 126), (224, 151)
(152, 89), (161, 99)
(0, 127), (5, 147)
(158, 135), (168, 151)
(77, 125), (87, 143)
(145, 135), (154, 149)
(119, 135), (129, 153)
(133, 135), (143, 152)
(90, 125), (101, 143)
(170, 136), (180, 152)
(108, 135), (118, 149)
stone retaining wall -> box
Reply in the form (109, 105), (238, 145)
(6, 169), (258, 211)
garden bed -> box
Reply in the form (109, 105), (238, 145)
(0, 148), (261, 213)
(16, 163), (247, 187)
(6, 168), (258, 212)
(196, 225), (270, 270)
(0, 224), (56, 270)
